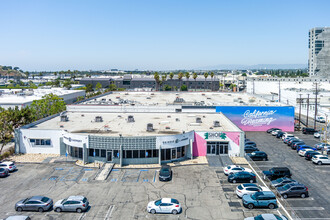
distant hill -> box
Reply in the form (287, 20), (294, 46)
(196, 64), (307, 70)
(0, 65), (25, 77)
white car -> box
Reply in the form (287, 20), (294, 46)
(223, 165), (252, 175)
(316, 116), (326, 123)
(244, 214), (288, 220)
(147, 198), (181, 215)
(271, 129), (281, 136)
(314, 132), (321, 138)
(282, 133), (295, 140)
(0, 161), (16, 172)
(236, 183), (270, 198)
(298, 149), (314, 157)
(312, 154), (330, 165)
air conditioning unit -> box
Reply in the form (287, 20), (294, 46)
(95, 116), (103, 122)
(60, 115), (68, 122)
(213, 121), (220, 127)
(196, 117), (202, 123)
(147, 123), (154, 132)
(128, 115), (135, 123)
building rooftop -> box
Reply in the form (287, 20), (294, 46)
(30, 112), (241, 136)
(78, 91), (280, 107)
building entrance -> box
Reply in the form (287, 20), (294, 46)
(206, 141), (228, 155)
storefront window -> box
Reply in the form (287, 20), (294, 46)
(95, 149), (100, 157)
(140, 150), (146, 158)
(101, 149), (106, 157)
(177, 147), (182, 158)
(89, 148), (94, 157)
(126, 150), (132, 158)
(172, 149), (176, 159)
(114, 150), (119, 158)
(133, 150), (139, 158)
(146, 150), (152, 158)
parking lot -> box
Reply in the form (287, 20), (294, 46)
(246, 131), (330, 220)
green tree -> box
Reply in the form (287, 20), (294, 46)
(30, 94), (66, 120)
(178, 72), (183, 91)
(163, 85), (172, 91)
(86, 84), (94, 92)
(0, 110), (13, 155)
(109, 83), (117, 91)
(180, 85), (188, 91)
(95, 82), (103, 91)
(210, 72), (214, 91)
(62, 80), (72, 89)
(193, 72), (198, 91)
(154, 72), (160, 91)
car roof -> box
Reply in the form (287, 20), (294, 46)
(257, 191), (275, 196)
(161, 198), (174, 203)
(314, 154), (327, 158)
(67, 196), (85, 201)
(271, 167), (290, 171)
(161, 165), (170, 168)
(260, 214), (283, 220)
(30, 196), (48, 201)
(229, 165), (241, 168)
(5, 216), (30, 220)
(253, 151), (265, 153)
(242, 183), (257, 188)
(0, 161), (14, 165)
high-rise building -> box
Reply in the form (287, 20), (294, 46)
(308, 27), (330, 77)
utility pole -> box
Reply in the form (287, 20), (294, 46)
(314, 83), (318, 130)
(306, 94), (310, 127)
(299, 94), (302, 127)
(278, 80), (281, 102)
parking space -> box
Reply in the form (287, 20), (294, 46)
(108, 169), (158, 183)
(246, 131), (330, 219)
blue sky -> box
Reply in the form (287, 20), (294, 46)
(1, 0), (329, 71)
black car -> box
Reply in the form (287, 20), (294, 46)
(267, 128), (280, 133)
(228, 171), (256, 183)
(262, 167), (291, 181)
(244, 146), (259, 153)
(245, 141), (257, 147)
(277, 183), (309, 199)
(247, 151), (268, 161)
(291, 141), (305, 150)
(287, 138), (300, 146)
(276, 131), (285, 138)
(159, 165), (172, 181)
(305, 151), (321, 160)
(302, 127), (317, 134)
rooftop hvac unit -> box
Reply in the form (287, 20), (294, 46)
(213, 121), (220, 127)
(127, 115), (135, 123)
(196, 117), (202, 123)
(147, 123), (154, 132)
(95, 116), (103, 122)
(60, 115), (68, 122)
(176, 118), (180, 122)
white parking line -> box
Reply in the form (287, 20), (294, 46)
(78, 212), (87, 220)
(288, 207), (325, 211)
(284, 197), (314, 201)
(104, 205), (114, 220)
(132, 205), (137, 218)
(299, 218), (330, 220)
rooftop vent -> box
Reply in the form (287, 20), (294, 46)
(60, 115), (68, 122)
(81, 114), (84, 117)
(127, 115), (135, 123)
(196, 117), (202, 123)
(174, 97), (185, 103)
(147, 123), (154, 132)
(213, 121), (220, 127)
(95, 116), (103, 122)
(176, 118), (180, 122)
(167, 115), (171, 118)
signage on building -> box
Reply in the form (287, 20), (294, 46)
(156, 131), (194, 149)
(204, 132), (227, 140)
(216, 106), (294, 132)
(62, 131), (88, 148)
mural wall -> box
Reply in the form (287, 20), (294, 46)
(216, 106), (294, 132)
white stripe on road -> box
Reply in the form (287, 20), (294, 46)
(288, 207), (325, 211)
(104, 205), (114, 220)
(284, 197), (314, 201)
(78, 212), (87, 220)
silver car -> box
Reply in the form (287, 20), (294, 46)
(15, 196), (53, 212)
(54, 196), (89, 213)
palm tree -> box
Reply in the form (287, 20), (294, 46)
(178, 72), (183, 91)
(154, 72), (160, 91)
(184, 72), (190, 91)
(210, 72), (214, 91)
(169, 72), (174, 91)
(204, 72), (209, 91)
(192, 72), (197, 91)
(161, 75), (167, 91)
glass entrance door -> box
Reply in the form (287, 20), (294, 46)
(207, 142), (229, 155)
(107, 150), (113, 162)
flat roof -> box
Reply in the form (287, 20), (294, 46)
(30, 112), (241, 136)
(78, 92), (280, 107)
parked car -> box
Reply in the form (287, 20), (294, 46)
(288, 139), (303, 147)
(282, 134), (295, 140)
(242, 191), (277, 209)
(316, 116), (326, 123)
(314, 131), (321, 138)
(244, 214), (288, 220)
(147, 198), (181, 215)
(302, 127), (317, 134)
(159, 165), (172, 181)
(223, 165), (252, 175)
(305, 151), (321, 160)
(287, 138), (300, 146)
(271, 129), (282, 136)
(296, 145), (316, 153)
(228, 172), (256, 183)
(283, 136), (297, 144)
(5, 216), (31, 220)
(0, 167), (9, 177)
(267, 128), (280, 133)
(270, 177), (297, 188)
(15, 196), (53, 212)
(247, 151), (268, 161)
(244, 145), (259, 153)
(0, 161), (16, 172)
(236, 183), (270, 198)
(54, 196), (89, 213)
(291, 141), (305, 150)
(315, 143), (330, 150)
(277, 183), (309, 199)
(298, 149), (315, 157)
(245, 141), (257, 147)
(262, 167), (291, 181)
(312, 154), (330, 165)
(276, 131), (285, 138)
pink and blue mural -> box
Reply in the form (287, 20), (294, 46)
(216, 106), (294, 132)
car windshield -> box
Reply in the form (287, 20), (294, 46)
(23, 198), (29, 203)
(251, 194), (257, 200)
(275, 178), (284, 183)
(254, 215), (264, 220)
(41, 197), (49, 203)
(83, 197), (87, 203)
(238, 185), (243, 190)
(282, 184), (291, 190)
(61, 199), (67, 204)
(154, 199), (161, 206)
(227, 166), (231, 169)
(171, 199), (179, 204)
